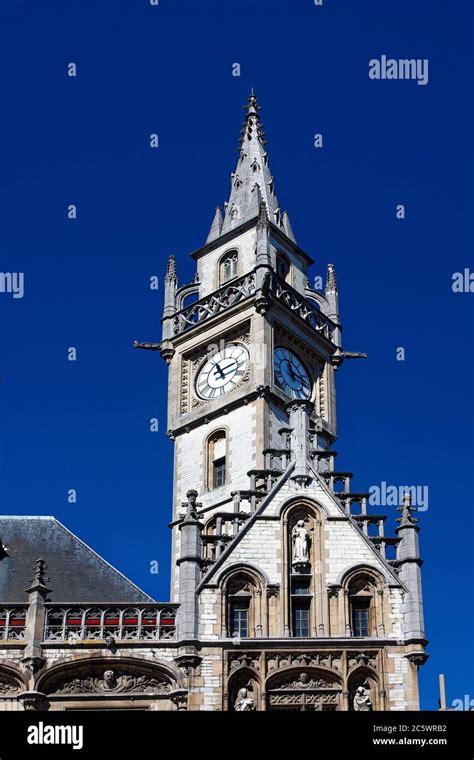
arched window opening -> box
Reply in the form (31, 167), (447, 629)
(276, 253), (290, 282)
(220, 250), (238, 284)
(349, 576), (376, 637)
(181, 291), (199, 308)
(226, 576), (256, 638)
(207, 430), (226, 490)
(287, 509), (316, 638)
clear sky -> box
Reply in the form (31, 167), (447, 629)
(1, 0), (472, 710)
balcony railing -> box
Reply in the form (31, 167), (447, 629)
(270, 274), (336, 343)
(44, 604), (177, 642)
(0, 607), (27, 641)
(173, 271), (256, 336)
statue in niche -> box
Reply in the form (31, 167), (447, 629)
(353, 685), (372, 711)
(234, 685), (255, 711)
(292, 520), (310, 565)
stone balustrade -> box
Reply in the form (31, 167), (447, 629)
(43, 604), (178, 642)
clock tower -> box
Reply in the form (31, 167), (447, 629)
(149, 93), (427, 711)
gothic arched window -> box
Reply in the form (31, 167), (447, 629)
(207, 430), (227, 489)
(220, 250), (238, 284)
(286, 509), (318, 638)
(226, 576), (256, 638)
(349, 576), (376, 637)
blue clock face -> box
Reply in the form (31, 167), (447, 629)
(274, 348), (312, 399)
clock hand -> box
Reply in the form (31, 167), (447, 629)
(211, 362), (226, 379)
(214, 360), (237, 376)
(287, 363), (301, 386)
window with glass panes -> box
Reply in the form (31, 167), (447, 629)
(213, 457), (226, 488)
(351, 598), (371, 637)
(230, 600), (249, 638)
(221, 251), (238, 283)
(292, 600), (310, 638)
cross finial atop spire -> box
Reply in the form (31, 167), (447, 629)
(244, 89), (261, 116)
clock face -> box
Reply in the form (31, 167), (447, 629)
(196, 343), (249, 400)
(274, 347), (312, 399)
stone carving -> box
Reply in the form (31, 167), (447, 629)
(234, 685), (255, 711)
(181, 359), (190, 414)
(21, 657), (45, 675)
(268, 692), (338, 708)
(266, 652), (342, 674)
(274, 672), (337, 690)
(0, 678), (20, 695)
(292, 520), (310, 565)
(53, 669), (171, 695)
(348, 652), (378, 670)
(229, 653), (260, 672)
(353, 685), (372, 711)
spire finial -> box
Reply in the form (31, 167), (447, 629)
(326, 263), (337, 292)
(243, 90), (261, 117)
(32, 558), (49, 586)
(165, 254), (177, 282)
(396, 492), (419, 527)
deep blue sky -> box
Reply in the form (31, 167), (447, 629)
(1, 0), (472, 710)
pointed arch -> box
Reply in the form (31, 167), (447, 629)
(227, 666), (260, 711)
(279, 499), (327, 639)
(347, 665), (379, 711)
(265, 666), (343, 711)
(205, 428), (228, 491)
(339, 566), (387, 638)
(218, 565), (266, 639)
(218, 249), (239, 285)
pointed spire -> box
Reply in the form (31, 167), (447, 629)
(396, 492), (419, 528)
(165, 254), (177, 283)
(215, 92), (292, 240)
(206, 206), (224, 243)
(325, 263), (337, 293)
(282, 211), (296, 243)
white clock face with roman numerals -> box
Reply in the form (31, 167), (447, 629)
(196, 343), (249, 400)
(274, 347), (312, 399)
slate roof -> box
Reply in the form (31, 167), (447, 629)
(0, 516), (154, 603)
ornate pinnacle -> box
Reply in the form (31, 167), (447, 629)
(257, 197), (269, 230)
(326, 263), (337, 292)
(244, 90), (261, 115)
(239, 91), (266, 149)
(396, 492), (419, 527)
(165, 255), (177, 282)
(31, 559), (49, 586)
(183, 489), (202, 520)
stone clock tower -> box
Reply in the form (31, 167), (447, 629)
(146, 93), (427, 711)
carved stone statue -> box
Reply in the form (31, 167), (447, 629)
(101, 670), (117, 690)
(234, 685), (255, 711)
(353, 685), (372, 711)
(292, 520), (310, 564)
